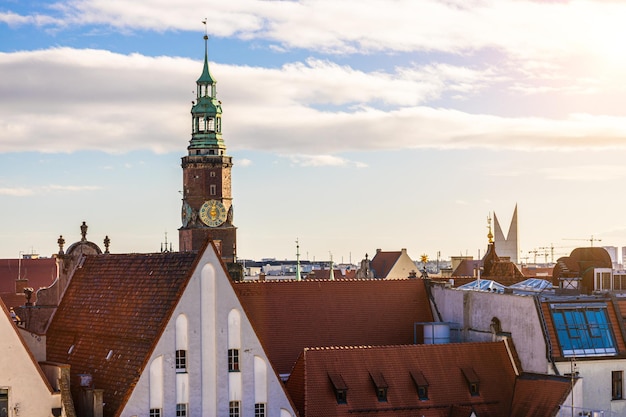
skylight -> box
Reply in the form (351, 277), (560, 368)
(509, 278), (552, 292)
(458, 279), (505, 293)
(550, 303), (617, 357)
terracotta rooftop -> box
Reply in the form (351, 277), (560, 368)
(234, 278), (434, 376)
(510, 373), (572, 417)
(285, 341), (521, 417)
(45, 251), (200, 417)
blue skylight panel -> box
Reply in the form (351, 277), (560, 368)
(550, 303), (617, 357)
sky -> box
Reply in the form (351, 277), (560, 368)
(2, 0), (626, 264)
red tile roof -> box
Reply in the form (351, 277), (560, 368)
(510, 373), (572, 417)
(285, 341), (518, 417)
(45, 251), (200, 417)
(370, 251), (402, 278)
(234, 279), (434, 376)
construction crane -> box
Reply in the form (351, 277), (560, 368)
(563, 235), (602, 247)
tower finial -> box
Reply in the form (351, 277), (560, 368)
(487, 213), (493, 244)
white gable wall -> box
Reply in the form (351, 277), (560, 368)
(387, 249), (418, 279)
(432, 286), (548, 373)
(121, 244), (296, 417)
(0, 304), (61, 417)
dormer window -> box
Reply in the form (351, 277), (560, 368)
(328, 373), (348, 404)
(461, 367), (480, 396)
(370, 371), (388, 402)
(410, 370), (429, 401)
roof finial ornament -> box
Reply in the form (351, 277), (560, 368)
(80, 221), (88, 241)
(487, 213), (493, 244)
(104, 235), (110, 254)
(57, 235), (65, 255)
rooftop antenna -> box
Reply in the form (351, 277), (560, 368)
(328, 252), (335, 280)
(295, 238), (302, 281)
(18, 251), (24, 280)
(161, 231), (172, 253)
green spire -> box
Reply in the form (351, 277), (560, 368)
(197, 34), (216, 86)
(188, 34), (224, 152)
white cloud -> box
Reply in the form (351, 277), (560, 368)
(285, 154), (365, 167)
(2, 48), (626, 157)
(43, 185), (102, 192)
(0, 187), (35, 196)
(541, 165), (626, 182)
(238, 158), (253, 167)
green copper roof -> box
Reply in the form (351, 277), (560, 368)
(197, 35), (216, 85)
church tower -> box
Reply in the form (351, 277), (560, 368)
(493, 204), (519, 264)
(179, 34), (237, 263)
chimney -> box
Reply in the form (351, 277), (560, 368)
(258, 273), (266, 282)
(15, 278), (28, 295)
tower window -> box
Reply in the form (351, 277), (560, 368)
(210, 185), (216, 196)
(228, 349), (240, 372)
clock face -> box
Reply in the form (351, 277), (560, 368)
(199, 199), (227, 227)
(181, 201), (193, 227)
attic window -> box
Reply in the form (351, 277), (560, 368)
(410, 370), (429, 401)
(370, 372), (388, 402)
(550, 303), (617, 357)
(106, 350), (113, 360)
(328, 372), (348, 404)
(461, 367), (480, 396)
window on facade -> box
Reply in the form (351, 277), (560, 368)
(613, 371), (623, 400)
(1, 389), (8, 417)
(176, 403), (188, 417)
(551, 303), (617, 357)
(149, 409), (161, 417)
(228, 349), (240, 372)
(229, 401), (240, 417)
(176, 349), (187, 373)
(210, 184), (216, 196)
(254, 403), (266, 417)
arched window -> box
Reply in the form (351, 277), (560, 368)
(150, 356), (163, 416)
(228, 309), (241, 372)
(176, 315), (188, 373)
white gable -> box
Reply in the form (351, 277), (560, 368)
(0, 302), (61, 416)
(120, 243), (296, 417)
